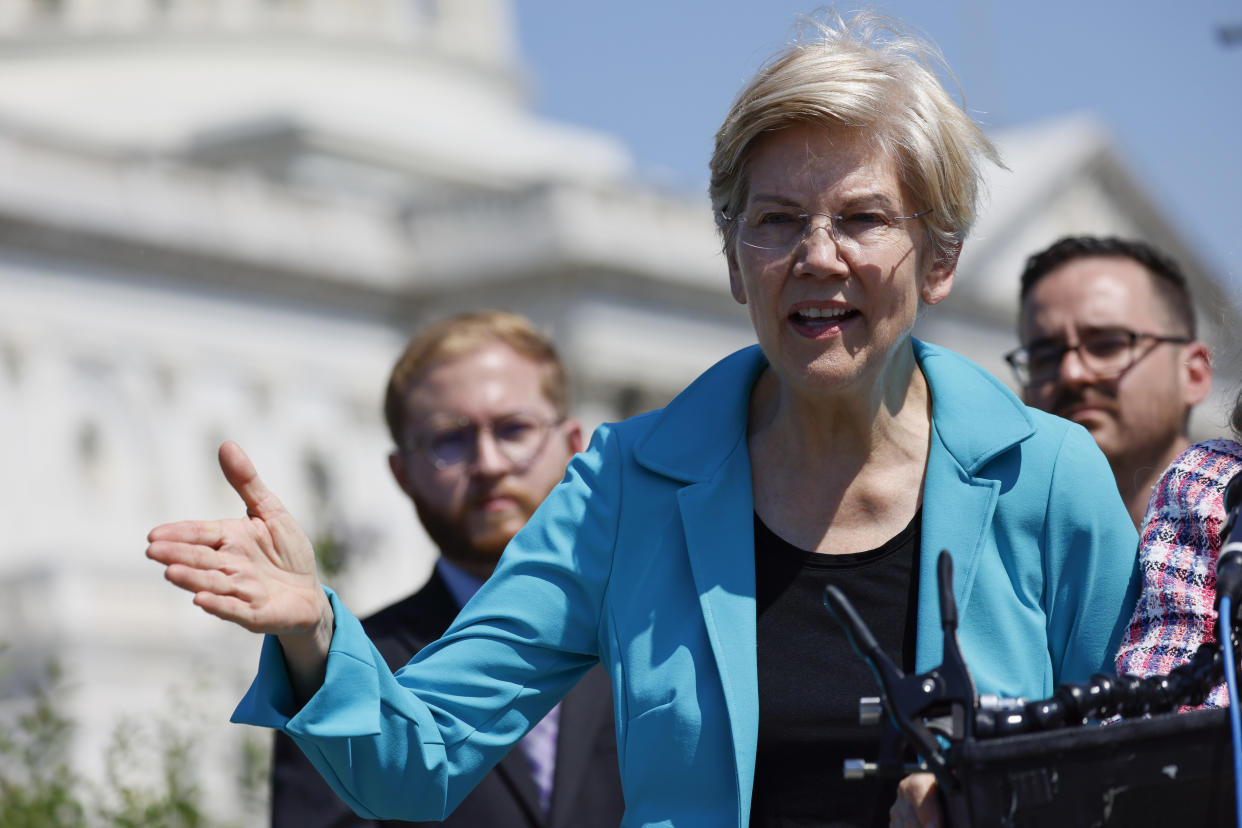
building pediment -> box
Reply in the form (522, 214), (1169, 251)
(951, 113), (1228, 346)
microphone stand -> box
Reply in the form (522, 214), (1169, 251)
(824, 469), (1242, 827)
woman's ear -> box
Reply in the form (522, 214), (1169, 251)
(920, 243), (959, 306)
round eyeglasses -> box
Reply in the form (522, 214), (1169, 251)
(407, 413), (562, 471)
(728, 207), (931, 253)
(1004, 328), (1192, 387)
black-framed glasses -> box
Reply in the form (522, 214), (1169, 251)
(1004, 328), (1193, 386)
(407, 413), (563, 470)
(727, 207), (931, 253)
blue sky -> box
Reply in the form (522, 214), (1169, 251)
(512, 1), (1241, 298)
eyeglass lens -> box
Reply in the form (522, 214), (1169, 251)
(1024, 330), (1138, 382)
(737, 209), (927, 251)
(423, 414), (553, 469)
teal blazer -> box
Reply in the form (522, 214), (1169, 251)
(235, 341), (1139, 828)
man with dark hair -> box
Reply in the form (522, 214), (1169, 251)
(1006, 236), (1214, 527)
(271, 310), (625, 828)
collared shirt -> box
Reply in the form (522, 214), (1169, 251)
(435, 557), (485, 608)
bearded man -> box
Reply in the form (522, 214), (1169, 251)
(271, 311), (624, 828)
(1007, 236), (1213, 527)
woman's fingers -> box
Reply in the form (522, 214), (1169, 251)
(191, 591), (269, 631)
(162, 560), (244, 595)
(156, 545), (289, 632)
(147, 519), (224, 547)
(147, 538), (218, 568)
(146, 521), (266, 572)
(891, 772), (941, 828)
(216, 442), (317, 574)
(146, 441), (324, 637)
(219, 441), (287, 521)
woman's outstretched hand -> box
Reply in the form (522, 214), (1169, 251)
(146, 441), (334, 695)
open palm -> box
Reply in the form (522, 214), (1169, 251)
(146, 441), (326, 636)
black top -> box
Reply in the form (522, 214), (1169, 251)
(750, 510), (921, 828)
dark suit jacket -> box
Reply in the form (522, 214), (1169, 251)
(270, 568), (624, 827)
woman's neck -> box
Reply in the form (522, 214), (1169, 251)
(747, 342), (933, 554)
(749, 341), (928, 463)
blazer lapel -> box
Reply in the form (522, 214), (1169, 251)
(632, 345), (768, 823)
(678, 436), (758, 819)
(914, 426), (999, 673)
(911, 339), (1035, 674)
(491, 738), (544, 827)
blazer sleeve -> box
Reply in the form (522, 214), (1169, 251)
(271, 729), (381, 828)
(1041, 423), (1140, 685)
(230, 423), (624, 822)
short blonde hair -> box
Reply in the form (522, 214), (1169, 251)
(709, 9), (1001, 264)
(384, 310), (569, 447)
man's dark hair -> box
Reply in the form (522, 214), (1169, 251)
(1019, 236), (1197, 338)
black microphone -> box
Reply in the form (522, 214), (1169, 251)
(1214, 471), (1242, 624)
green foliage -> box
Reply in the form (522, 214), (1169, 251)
(235, 731), (272, 816)
(0, 659), (86, 828)
(311, 529), (350, 581)
(312, 523), (377, 584)
(0, 651), (269, 827)
(95, 717), (206, 828)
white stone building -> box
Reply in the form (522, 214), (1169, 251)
(0, 2), (1234, 825)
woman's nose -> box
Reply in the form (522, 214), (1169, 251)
(796, 221), (850, 277)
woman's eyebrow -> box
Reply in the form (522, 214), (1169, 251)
(834, 192), (900, 210)
(746, 193), (804, 208)
(747, 192), (901, 210)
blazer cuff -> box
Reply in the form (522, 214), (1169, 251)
(231, 587), (383, 737)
